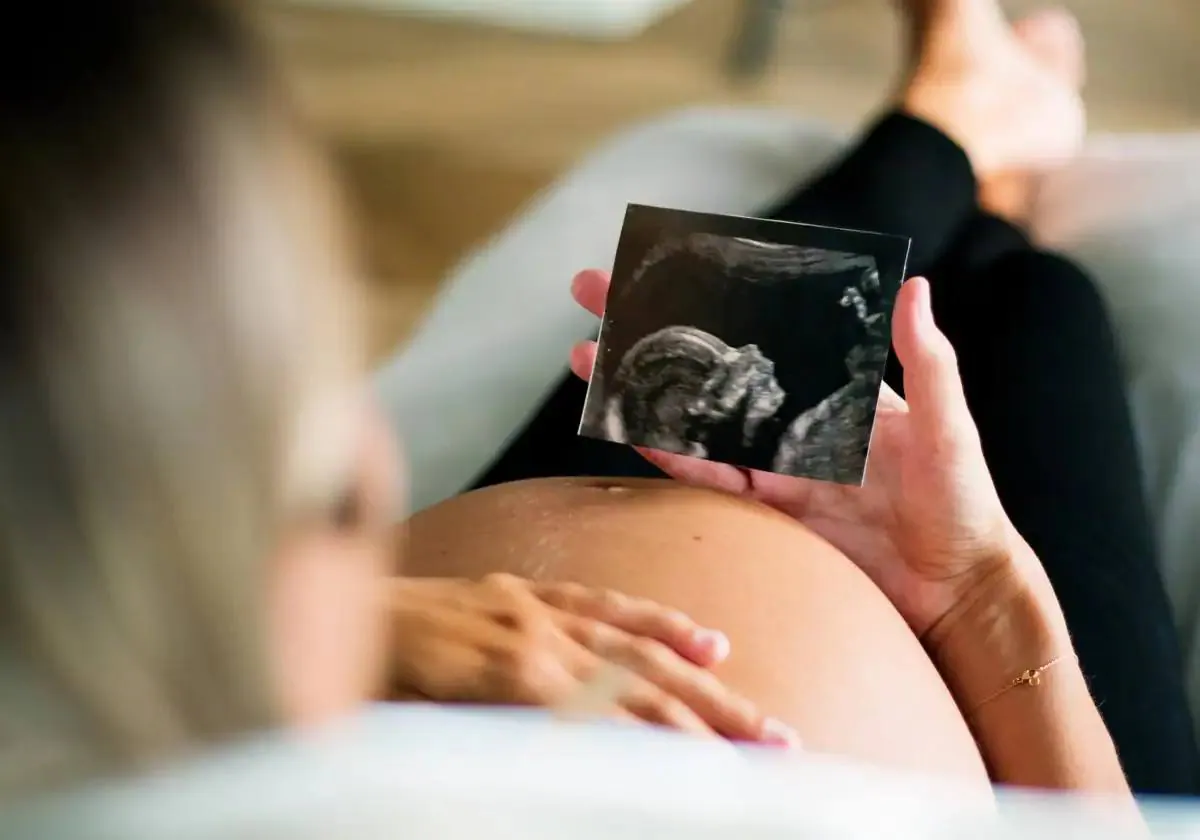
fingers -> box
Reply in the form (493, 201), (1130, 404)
(571, 269), (610, 317)
(637, 446), (752, 496)
(569, 269), (609, 382)
(875, 382), (909, 415)
(393, 574), (798, 745)
(639, 448), (821, 516)
(532, 581), (729, 666)
(569, 340), (597, 382)
(388, 623), (497, 703)
(561, 658), (714, 737)
(554, 651), (717, 738)
(890, 277), (978, 448)
(616, 673), (717, 737)
(568, 618), (799, 746)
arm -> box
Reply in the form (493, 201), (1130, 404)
(927, 545), (1130, 794)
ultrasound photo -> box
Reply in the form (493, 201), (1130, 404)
(578, 204), (911, 485)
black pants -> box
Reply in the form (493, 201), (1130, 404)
(473, 113), (1200, 795)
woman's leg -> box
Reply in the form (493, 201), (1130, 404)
(907, 215), (1200, 795)
(474, 0), (1083, 489)
(890, 3), (1200, 794)
(471, 111), (977, 489)
(764, 112), (976, 279)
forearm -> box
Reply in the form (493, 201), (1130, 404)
(927, 550), (1130, 795)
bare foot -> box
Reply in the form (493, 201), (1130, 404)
(900, 0), (1086, 177)
(978, 8), (1086, 224)
(1011, 6), (1085, 88)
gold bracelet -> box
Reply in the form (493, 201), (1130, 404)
(971, 655), (1072, 712)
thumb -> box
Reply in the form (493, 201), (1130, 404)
(891, 278), (976, 447)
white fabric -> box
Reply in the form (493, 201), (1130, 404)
(5, 705), (1195, 838)
(281, 0), (695, 39)
(373, 108), (1200, 724)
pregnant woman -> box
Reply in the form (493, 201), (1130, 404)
(0, 0), (1188, 817)
(404, 0), (1200, 796)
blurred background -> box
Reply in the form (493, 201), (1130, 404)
(254, 0), (1200, 360)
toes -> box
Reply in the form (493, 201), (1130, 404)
(899, 0), (1008, 54)
(1012, 7), (1086, 88)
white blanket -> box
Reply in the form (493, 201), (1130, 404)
(373, 108), (1200, 730)
(6, 705), (1195, 838)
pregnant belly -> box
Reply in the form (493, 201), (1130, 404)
(402, 477), (986, 783)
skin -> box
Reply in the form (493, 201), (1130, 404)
(383, 572), (795, 743)
(402, 478), (990, 783)
(267, 0), (1132, 802)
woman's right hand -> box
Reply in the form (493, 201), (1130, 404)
(570, 270), (1043, 642)
(384, 573), (799, 746)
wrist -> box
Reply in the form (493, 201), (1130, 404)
(924, 540), (1075, 708)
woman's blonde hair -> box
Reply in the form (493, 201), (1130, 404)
(0, 0), (362, 797)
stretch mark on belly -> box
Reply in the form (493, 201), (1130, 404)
(519, 515), (569, 581)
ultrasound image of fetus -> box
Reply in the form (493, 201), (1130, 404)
(600, 326), (786, 459)
(579, 205), (907, 483)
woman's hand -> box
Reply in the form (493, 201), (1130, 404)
(570, 269), (1022, 638)
(385, 573), (798, 745)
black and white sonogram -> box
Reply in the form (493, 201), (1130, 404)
(578, 204), (911, 485)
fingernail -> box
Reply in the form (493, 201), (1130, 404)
(693, 629), (730, 662)
(762, 718), (801, 749)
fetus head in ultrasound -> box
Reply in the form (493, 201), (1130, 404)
(601, 326), (785, 460)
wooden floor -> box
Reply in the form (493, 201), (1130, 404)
(257, 0), (1200, 359)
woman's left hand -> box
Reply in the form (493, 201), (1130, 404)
(383, 574), (797, 744)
